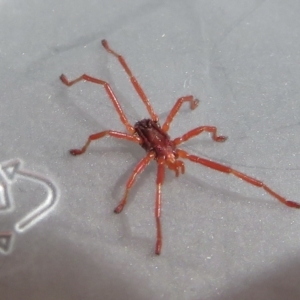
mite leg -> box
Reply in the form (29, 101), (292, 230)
(60, 74), (134, 133)
(162, 96), (199, 132)
(101, 39), (159, 122)
(69, 130), (140, 156)
(177, 149), (300, 208)
(155, 159), (165, 255)
(173, 126), (227, 145)
(114, 152), (154, 213)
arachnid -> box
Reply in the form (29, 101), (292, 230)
(60, 40), (300, 255)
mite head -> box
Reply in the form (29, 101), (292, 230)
(160, 147), (184, 177)
(165, 153), (185, 177)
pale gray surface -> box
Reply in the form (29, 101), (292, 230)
(1, 0), (300, 299)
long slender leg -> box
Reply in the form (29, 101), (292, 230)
(114, 152), (154, 213)
(60, 74), (134, 133)
(69, 130), (140, 156)
(173, 126), (227, 145)
(155, 158), (165, 255)
(162, 96), (199, 132)
(177, 149), (300, 208)
(101, 40), (159, 122)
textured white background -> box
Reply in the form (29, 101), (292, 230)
(1, 0), (300, 299)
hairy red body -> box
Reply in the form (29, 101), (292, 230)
(135, 119), (176, 160)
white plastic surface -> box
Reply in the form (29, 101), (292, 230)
(1, 1), (300, 299)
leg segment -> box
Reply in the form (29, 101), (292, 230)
(177, 149), (300, 208)
(101, 40), (159, 122)
(162, 96), (199, 132)
(69, 130), (140, 156)
(155, 158), (165, 255)
(173, 126), (227, 145)
(60, 74), (134, 133)
(114, 152), (154, 213)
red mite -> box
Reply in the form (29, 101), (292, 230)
(60, 40), (300, 255)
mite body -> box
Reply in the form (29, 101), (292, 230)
(60, 40), (299, 255)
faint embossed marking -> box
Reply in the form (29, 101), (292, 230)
(0, 159), (58, 254)
(0, 232), (13, 254)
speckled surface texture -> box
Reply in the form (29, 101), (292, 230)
(1, 1), (300, 299)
